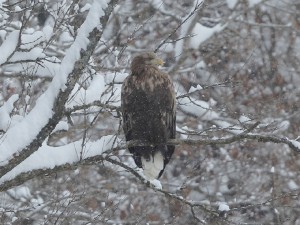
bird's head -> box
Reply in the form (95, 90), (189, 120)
(131, 52), (164, 75)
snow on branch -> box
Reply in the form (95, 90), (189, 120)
(0, 121), (299, 193)
(0, 31), (20, 65)
(0, 0), (117, 179)
(0, 135), (118, 191)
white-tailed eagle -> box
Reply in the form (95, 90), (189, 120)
(121, 52), (176, 180)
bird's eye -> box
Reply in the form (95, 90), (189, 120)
(148, 52), (156, 59)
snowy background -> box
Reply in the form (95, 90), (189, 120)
(1, 0), (300, 224)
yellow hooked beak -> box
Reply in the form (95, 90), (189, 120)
(151, 57), (165, 66)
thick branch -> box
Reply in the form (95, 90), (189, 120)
(0, 154), (106, 192)
(124, 123), (300, 153)
(1, 120), (299, 191)
(0, 0), (118, 179)
(1, 130), (299, 191)
(168, 134), (300, 153)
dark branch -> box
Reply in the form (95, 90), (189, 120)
(124, 121), (300, 153)
(1, 120), (299, 192)
(1, 129), (299, 194)
(0, 154), (108, 192)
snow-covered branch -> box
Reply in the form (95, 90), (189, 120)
(0, 0), (118, 179)
(1, 127), (299, 192)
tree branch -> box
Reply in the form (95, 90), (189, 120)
(0, 0), (118, 179)
(65, 100), (120, 114)
(154, 0), (205, 52)
(1, 117), (299, 198)
(0, 151), (123, 192)
(2, 129), (299, 191)
(124, 122), (300, 153)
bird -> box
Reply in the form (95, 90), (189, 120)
(121, 52), (176, 180)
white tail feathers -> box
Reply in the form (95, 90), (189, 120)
(141, 151), (164, 180)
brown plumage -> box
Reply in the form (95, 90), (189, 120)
(121, 52), (176, 180)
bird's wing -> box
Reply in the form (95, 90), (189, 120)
(121, 76), (133, 142)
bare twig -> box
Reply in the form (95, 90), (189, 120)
(176, 80), (235, 99)
(154, 0), (205, 52)
(66, 100), (120, 115)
